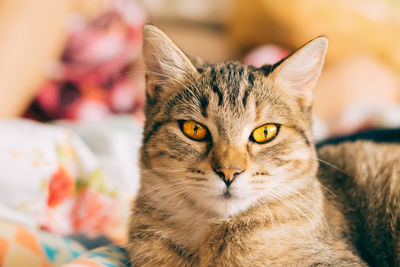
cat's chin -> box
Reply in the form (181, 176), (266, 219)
(201, 193), (257, 218)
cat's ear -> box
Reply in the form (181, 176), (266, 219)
(271, 37), (328, 107)
(142, 25), (198, 98)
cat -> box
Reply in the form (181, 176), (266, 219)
(127, 25), (400, 266)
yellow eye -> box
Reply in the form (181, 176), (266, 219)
(250, 124), (279, 144)
(181, 120), (209, 141)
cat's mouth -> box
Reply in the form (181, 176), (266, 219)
(223, 189), (231, 198)
(219, 188), (240, 200)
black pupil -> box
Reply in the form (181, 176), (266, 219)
(194, 124), (199, 134)
(263, 127), (268, 138)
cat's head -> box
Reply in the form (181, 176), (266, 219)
(140, 25), (327, 217)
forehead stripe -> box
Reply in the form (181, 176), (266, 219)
(212, 84), (223, 106)
(199, 96), (209, 118)
(242, 73), (255, 107)
(248, 72), (255, 86)
(210, 67), (224, 106)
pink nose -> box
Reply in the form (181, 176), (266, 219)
(213, 167), (244, 186)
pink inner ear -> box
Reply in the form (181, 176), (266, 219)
(272, 38), (327, 108)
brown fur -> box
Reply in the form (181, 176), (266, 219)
(318, 141), (400, 266)
(127, 25), (400, 266)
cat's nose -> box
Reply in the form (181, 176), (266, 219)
(213, 167), (244, 186)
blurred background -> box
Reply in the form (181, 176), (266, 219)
(0, 0), (400, 265)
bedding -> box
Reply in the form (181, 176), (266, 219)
(0, 119), (121, 238)
(63, 246), (130, 267)
(0, 118), (141, 266)
(0, 219), (85, 266)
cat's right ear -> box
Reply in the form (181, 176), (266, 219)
(270, 37), (328, 108)
(142, 25), (198, 99)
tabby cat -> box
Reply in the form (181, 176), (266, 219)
(127, 25), (400, 266)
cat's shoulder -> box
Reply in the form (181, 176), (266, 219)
(317, 140), (400, 168)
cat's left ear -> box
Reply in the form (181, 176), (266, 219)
(271, 37), (328, 107)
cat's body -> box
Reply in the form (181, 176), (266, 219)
(318, 141), (400, 266)
(127, 25), (400, 266)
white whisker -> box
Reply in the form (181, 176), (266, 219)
(313, 156), (349, 176)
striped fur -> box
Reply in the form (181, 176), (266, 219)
(127, 25), (400, 266)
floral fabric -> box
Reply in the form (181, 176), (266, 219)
(0, 117), (143, 266)
(0, 119), (123, 239)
